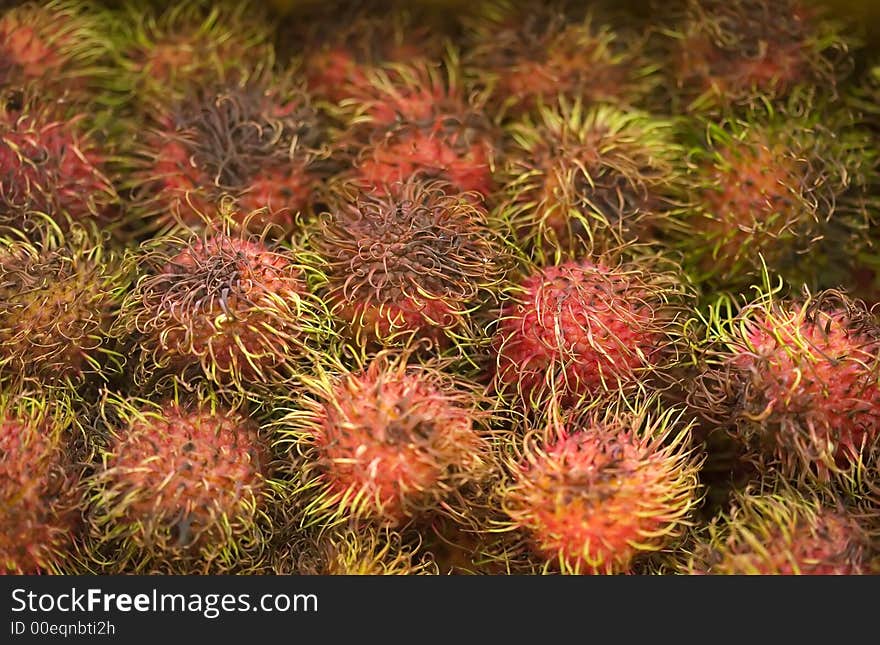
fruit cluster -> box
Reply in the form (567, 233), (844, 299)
(2, 0), (879, 575)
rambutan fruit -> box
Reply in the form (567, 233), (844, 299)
(492, 253), (695, 408)
(661, 0), (855, 113)
(499, 99), (682, 263)
(295, 523), (438, 575)
(116, 222), (331, 395)
(336, 56), (499, 198)
(127, 76), (329, 233)
(309, 178), (510, 352)
(291, 1), (448, 105)
(496, 398), (703, 574)
(666, 101), (875, 290)
(691, 286), (880, 480)
(0, 226), (129, 392)
(87, 394), (272, 573)
(1, 394), (83, 574)
(111, 0), (275, 111)
(0, 99), (118, 230)
(0, 0), (114, 105)
(686, 485), (875, 574)
(274, 353), (493, 528)
(463, 2), (657, 119)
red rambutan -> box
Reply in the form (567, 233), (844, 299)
(0, 100), (118, 230)
(116, 222), (331, 393)
(275, 353), (492, 527)
(309, 178), (510, 351)
(1, 394), (82, 574)
(692, 287), (880, 480)
(87, 394), (272, 573)
(686, 484), (875, 574)
(127, 77), (329, 233)
(0, 226), (128, 392)
(493, 254), (694, 407)
(663, 0), (854, 112)
(497, 399), (703, 574)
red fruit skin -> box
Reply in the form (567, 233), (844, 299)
(0, 415), (79, 574)
(105, 404), (267, 547)
(0, 112), (116, 224)
(494, 261), (677, 405)
(304, 362), (488, 525)
(124, 233), (317, 389)
(502, 414), (700, 575)
(734, 304), (880, 469)
(356, 127), (494, 197)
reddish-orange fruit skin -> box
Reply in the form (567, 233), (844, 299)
(667, 0), (852, 111)
(89, 399), (270, 573)
(0, 409), (80, 575)
(132, 82), (326, 232)
(494, 259), (690, 406)
(695, 291), (880, 477)
(119, 232), (325, 390)
(281, 359), (490, 526)
(0, 109), (116, 225)
(312, 178), (508, 350)
(501, 405), (701, 574)
(687, 489), (874, 574)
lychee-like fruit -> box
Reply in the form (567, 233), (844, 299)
(498, 399), (703, 574)
(686, 486), (875, 574)
(1, 394), (82, 574)
(337, 57), (499, 198)
(117, 225), (331, 393)
(663, 0), (854, 112)
(692, 288), (880, 480)
(493, 255), (694, 407)
(127, 77), (329, 233)
(0, 101), (118, 229)
(0, 226), (128, 392)
(276, 354), (492, 527)
(112, 0), (275, 111)
(296, 524), (438, 575)
(87, 395), (271, 573)
(309, 178), (510, 351)
(499, 99), (681, 262)
(293, 2), (447, 105)
(667, 102), (874, 289)
(0, 0), (113, 104)
(463, 3), (656, 118)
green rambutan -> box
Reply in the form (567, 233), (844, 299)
(111, 0), (275, 111)
(463, 2), (657, 119)
(127, 76), (329, 233)
(665, 100), (875, 290)
(496, 398), (703, 574)
(499, 99), (682, 262)
(0, 226), (128, 392)
(116, 221), (331, 394)
(492, 253), (695, 407)
(661, 0), (855, 112)
(274, 353), (493, 528)
(1, 393), (82, 574)
(0, 98), (118, 230)
(309, 178), (510, 352)
(0, 0), (114, 105)
(692, 286), (880, 480)
(686, 484), (875, 574)
(86, 393), (272, 573)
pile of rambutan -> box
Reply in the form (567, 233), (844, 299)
(1, 0), (879, 576)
